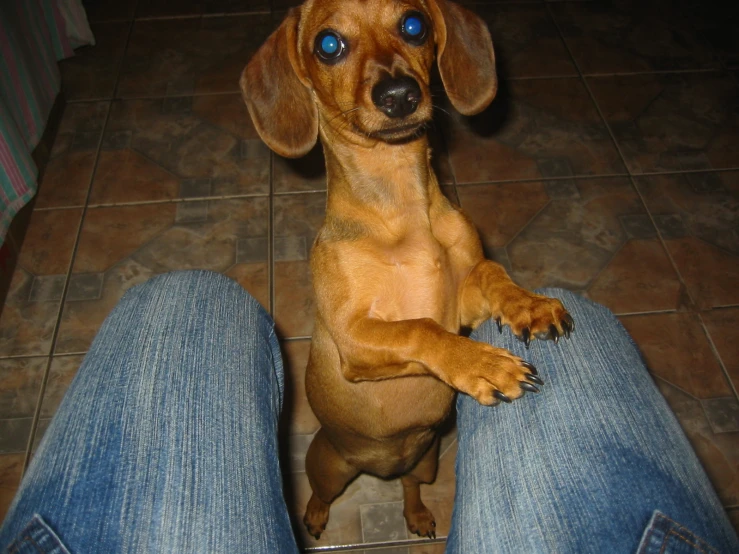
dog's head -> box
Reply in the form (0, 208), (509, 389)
(240, 0), (497, 157)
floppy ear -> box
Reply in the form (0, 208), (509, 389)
(426, 0), (497, 115)
(240, 9), (318, 158)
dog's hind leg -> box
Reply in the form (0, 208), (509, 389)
(303, 428), (360, 539)
(401, 436), (439, 539)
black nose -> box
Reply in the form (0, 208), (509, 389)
(371, 76), (422, 119)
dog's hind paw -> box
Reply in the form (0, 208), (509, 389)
(405, 504), (437, 539)
(304, 494), (330, 539)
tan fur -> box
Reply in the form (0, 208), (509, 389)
(241, 0), (572, 539)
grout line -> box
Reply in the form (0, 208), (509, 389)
(581, 68), (721, 78)
(110, 9), (137, 103)
(22, 101), (115, 474)
(28, 189), (340, 211)
(615, 308), (683, 318)
(696, 312), (739, 402)
(303, 537), (447, 553)
(280, 335), (313, 342)
(454, 172), (630, 187)
(269, 152), (276, 317)
(65, 89), (243, 103)
(546, 1), (699, 311)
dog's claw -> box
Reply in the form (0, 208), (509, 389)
(494, 390), (512, 403)
(521, 361), (538, 375)
(526, 373), (544, 386)
(496, 317), (503, 334)
(550, 323), (559, 343)
(520, 382), (540, 393)
(562, 314), (575, 338)
(521, 327), (531, 348)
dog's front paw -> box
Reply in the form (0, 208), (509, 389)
(447, 342), (543, 406)
(495, 291), (574, 347)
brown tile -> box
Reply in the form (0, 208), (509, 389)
(702, 308), (739, 391)
(687, 3), (739, 69)
(656, 379), (739, 507)
(37, 151), (97, 209)
(477, 4), (577, 79)
(73, 204), (177, 274)
(82, 0), (137, 21)
(634, 172), (739, 309)
(56, 198), (268, 353)
(273, 145), (327, 194)
(274, 261), (315, 339)
(105, 153), (184, 207)
(135, 0), (203, 18)
(17, 209), (81, 276)
(0, 358), (47, 419)
(551, 1), (717, 74)
(729, 509), (739, 538)
(118, 16), (275, 98)
(224, 264), (269, 313)
(91, 96), (268, 203)
(408, 542), (446, 554)
(447, 79), (625, 184)
(0, 270), (63, 357)
(203, 0), (270, 14)
(589, 73), (739, 174)
(360, 501), (407, 543)
(39, 356), (84, 419)
(702, 398), (739, 434)
(273, 193), (326, 338)
(457, 181), (549, 251)
(509, 177), (655, 290)
(36, 102), (109, 209)
(0, 209), (83, 357)
(634, 172), (738, 254)
(586, 239), (684, 314)
(0, 454), (24, 523)
(0, 419), (32, 454)
(620, 313), (731, 399)
(136, 0), (269, 18)
(59, 22), (130, 100)
(666, 237), (739, 310)
(281, 340), (319, 437)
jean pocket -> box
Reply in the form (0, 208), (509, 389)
(637, 511), (720, 554)
(6, 515), (70, 554)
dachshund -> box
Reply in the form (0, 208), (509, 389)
(240, 0), (574, 540)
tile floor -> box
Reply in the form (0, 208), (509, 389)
(1, 0), (738, 551)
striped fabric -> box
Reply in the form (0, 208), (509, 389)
(0, 0), (93, 245)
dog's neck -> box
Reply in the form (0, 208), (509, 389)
(320, 128), (437, 219)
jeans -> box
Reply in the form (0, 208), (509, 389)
(0, 271), (736, 553)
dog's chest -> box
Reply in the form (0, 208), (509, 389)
(368, 231), (457, 324)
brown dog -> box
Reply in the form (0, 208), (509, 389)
(241, 0), (573, 540)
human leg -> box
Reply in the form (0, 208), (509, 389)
(0, 270), (298, 553)
(447, 289), (738, 553)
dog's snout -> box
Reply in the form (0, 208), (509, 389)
(371, 76), (421, 119)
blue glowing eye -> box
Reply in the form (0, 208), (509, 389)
(404, 16), (422, 36)
(321, 34), (338, 54)
(315, 30), (346, 63)
(401, 12), (428, 45)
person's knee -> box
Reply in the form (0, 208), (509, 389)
(119, 270), (265, 322)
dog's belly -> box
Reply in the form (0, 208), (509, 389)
(329, 423), (439, 479)
(307, 322), (455, 442)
